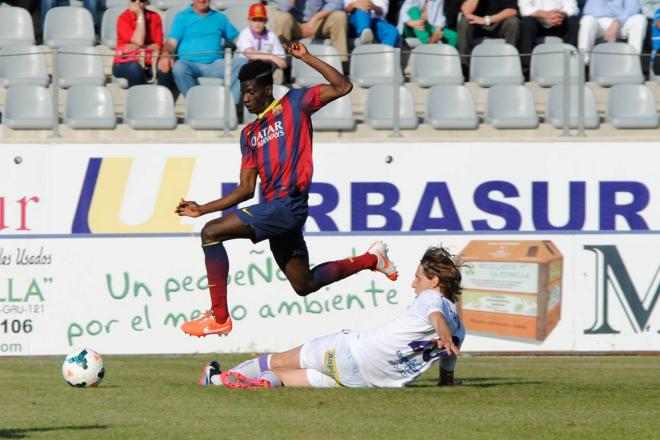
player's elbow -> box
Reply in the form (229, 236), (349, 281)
(339, 80), (353, 97)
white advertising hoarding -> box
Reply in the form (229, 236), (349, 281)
(0, 143), (658, 355)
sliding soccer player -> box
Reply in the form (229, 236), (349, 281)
(175, 42), (397, 337)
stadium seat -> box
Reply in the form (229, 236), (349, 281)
(2, 85), (56, 129)
(243, 85), (289, 123)
(589, 42), (644, 87)
(105, 0), (130, 8)
(606, 84), (659, 128)
(111, 75), (129, 88)
(404, 37), (422, 49)
(531, 43), (579, 87)
(424, 84), (479, 129)
(0, 45), (49, 87)
(155, 0), (189, 10)
(212, 0), (245, 9)
(485, 84), (539, 129)
(411, 44), (464, 87)
(123, 84), (177, 129)
(311, 95), (356, 130)
(470, 42), (524, 87)
(64, 85), (117, 129)
(0, 4), (36, 48)
(56, 46), (106, 88)
(222, 4), (250, 30)
(43, 6), (96, 47)
(541, 36), (563, 45)
(184, 85), (237, 130)
(546, 84), (600, 128)
(364, 84), (418, 129)
(197, 77), (224, 85)
(163, 5), (188, 37)
(101, 7), (126, 49)
(350, 44), (404, 88)
(293, 44), (343, 87)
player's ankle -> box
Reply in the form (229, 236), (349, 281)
(438, 368), (455, 386)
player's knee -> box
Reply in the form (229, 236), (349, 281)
(291, 281), (318, 297)
(200, 223), (218, 244)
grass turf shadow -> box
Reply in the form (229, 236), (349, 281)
(406, 377), (546, 388)
(0, 424), (108, 439)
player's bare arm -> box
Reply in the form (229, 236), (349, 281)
(429, 311), (461, 356)
(175, 168), (258, 218)
(284, 41), (353, 103)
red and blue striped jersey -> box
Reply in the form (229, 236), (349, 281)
(240, 85), (324, 201)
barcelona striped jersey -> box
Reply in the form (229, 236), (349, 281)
(240, 85), (324, 201)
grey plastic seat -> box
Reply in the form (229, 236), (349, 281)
(43, 7), (96, 47)
(541, 36), (563, 45)
(64, 85), (117, 129)
(546, 84), (600, 128)
(311, 95), (356, 130)
(531, 43), (579, 87)
(590, 42), (644, 87)
(222, 4), (249, 30)
(470, 42), (524, 87)
(293, 44), (343, 87)
(365, 84), (418, 129)
(350, 44), (404, 87)
(212, 0), (246, 9)
(3, 85), (56, 129)
(101, 7), (125, 49)
(0, 45), (49, 87)
(425, 85), (478, 129)
(164, 5), (188, 37)
(124, 85), (177, 129)
(411, 44), (463, 87)
(606, 84), (658, 128)
(0, 5), (35, 48)
(155, 0), (189, 10)
(243, 85), (289, 122)
(56, 46), (105, 88)
(486, 84), (539, 128)
(105, 0), (129, 7)
(184, 85), (237, 129)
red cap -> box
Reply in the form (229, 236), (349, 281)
(248, 3), (267, 20)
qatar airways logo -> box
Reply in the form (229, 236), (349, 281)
(250, 121), (284, 149)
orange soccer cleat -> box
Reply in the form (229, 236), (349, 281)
(367, 241), (398, 281)
(181, 310), (233, 337)
(220, 371), (272, 389)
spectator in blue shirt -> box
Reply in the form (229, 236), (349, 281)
(271, 0), (349, 62)
(158, 0), (245, 101)
(578, 0), (646, 63)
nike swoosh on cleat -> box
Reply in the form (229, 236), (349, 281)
(376, 250), (390, 269)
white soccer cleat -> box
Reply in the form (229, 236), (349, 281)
(367, 241), (398, 281)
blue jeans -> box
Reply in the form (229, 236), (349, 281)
(41, 0), (106, 31)
(172, 57), (247, 102)
(348, 9), (399, 47)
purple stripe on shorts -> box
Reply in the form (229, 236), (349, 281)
(258, 355), (269, 372)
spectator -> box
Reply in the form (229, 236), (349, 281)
(158, 0), (244, 102)
(457, 0), (519, 72)
(40, 0), (106, 35)
(112, 0), (165, 88)
(345, 0), (399, 47)
(271, 0), (349, 62)
(639, 0), (660, 73)
(518, 0), (579, 78)
(398, 0), (457, 46)
(578, 0), (646, 63)
(651, 6), (660, 73)
(236, 2), (288, 84)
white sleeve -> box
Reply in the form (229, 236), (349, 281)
(236, 29), (253, 54)
(270, 33), (286, 58)
(373, 0), (389, 17)
(413, 292), (444, 322)
(517, 0), (537, 17)
(397, 0), (416, 33)
(344, 0), (356, 6)
(561, 0), (579, 16)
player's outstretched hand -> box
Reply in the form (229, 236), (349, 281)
(284, 41), (308, 59)
(435, 338), (461, 356)
(175, 198), (202, 217)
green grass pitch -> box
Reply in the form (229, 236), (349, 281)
(1, 355), (659, 439)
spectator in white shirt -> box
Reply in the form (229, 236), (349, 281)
(578, 0), (647, 63)
(236, 3), (288, 84)
(345, 0), (399, 47)
(398, 0), (458, 46)
(518, 0), (579, 77)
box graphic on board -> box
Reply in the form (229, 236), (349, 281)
(458, 240), (563, 342)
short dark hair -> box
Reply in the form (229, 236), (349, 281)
(238, 60), (273, 88)
(420, 246), (463, 303)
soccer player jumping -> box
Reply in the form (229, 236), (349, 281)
(175, 42), (398, 338)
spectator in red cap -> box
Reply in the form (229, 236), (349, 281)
(236, 3), (288, 84)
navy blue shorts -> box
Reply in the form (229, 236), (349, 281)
(235, 196), (309, 269)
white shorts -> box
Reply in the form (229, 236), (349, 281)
(299, 330), (371, 388)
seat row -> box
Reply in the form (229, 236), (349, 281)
(3, 83), (658, 131)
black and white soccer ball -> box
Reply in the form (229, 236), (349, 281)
(62, 348), (105, 388)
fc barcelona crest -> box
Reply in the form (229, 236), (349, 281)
(272, 104), (283, 116)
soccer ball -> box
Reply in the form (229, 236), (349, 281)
(62, 348), (105, 388)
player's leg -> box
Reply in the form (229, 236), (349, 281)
(181, 213), (254, 337)
(272, 235), (398, 296)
